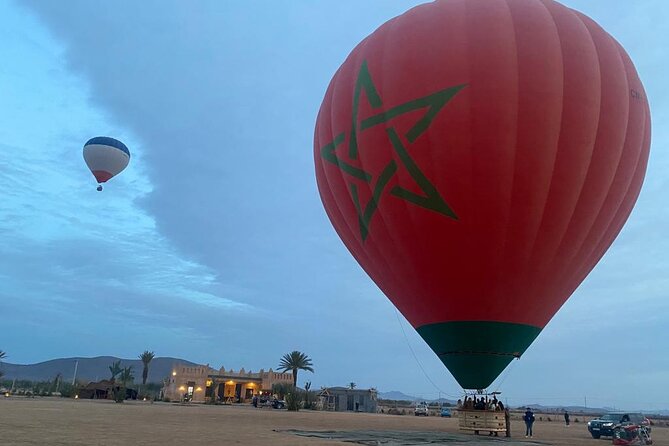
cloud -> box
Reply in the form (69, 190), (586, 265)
(0, 2), (256, 363)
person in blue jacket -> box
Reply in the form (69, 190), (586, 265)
(524, 408), (535, 437)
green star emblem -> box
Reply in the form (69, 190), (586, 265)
(320, 60), (466, 241)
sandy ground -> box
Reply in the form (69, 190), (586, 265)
(0, 397), (666, 446)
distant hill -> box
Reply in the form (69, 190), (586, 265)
(515, 404), (604, 414)
(511, 404), (666, 415)
(0, 356), (199, 383)
(374, 395), (662, 415)
(378, 390), (420, 401)
(432, 397), (458, 405)
(378, 391), (457, 405)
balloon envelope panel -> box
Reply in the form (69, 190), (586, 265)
(314, 0), (650, 389)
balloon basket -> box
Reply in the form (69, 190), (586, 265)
(456, 391), (508, 436)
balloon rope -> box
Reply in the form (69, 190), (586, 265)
(493, 356), (517, 393)
(393, 308), (461, 400)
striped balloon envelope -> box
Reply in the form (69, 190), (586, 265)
(83, 136), (130, 191)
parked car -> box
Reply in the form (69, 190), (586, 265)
(440, 407), (452, 417)
(257, 396), (286, 409)
(587, 412), (651, 439)
(414, 402), (429, 416)
(271, 398), (286, 409)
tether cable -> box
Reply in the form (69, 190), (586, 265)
(394, 308), (462, 400)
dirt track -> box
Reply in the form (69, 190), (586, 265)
(0, 397), (666, 445)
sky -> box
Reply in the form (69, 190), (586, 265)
(0, 0), (667, 411)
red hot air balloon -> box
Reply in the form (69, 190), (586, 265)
(314, 0), (651, 390)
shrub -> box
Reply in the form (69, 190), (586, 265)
(286, 391), (302, 411)
(113, 386), (125, 403)
(574, 418), (580, 423)
(59, 383), (78, 398)
(303, 390), (317, 409)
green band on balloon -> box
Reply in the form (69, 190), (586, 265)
(416, 321), (542, 390)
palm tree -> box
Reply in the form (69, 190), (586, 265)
(349, 382), (357, 389)
(109, 360), (123, 383)
(278, 351), (314, 388)
(119, 366), (134, 386)
(114, 366), (134, 403)
(139, 351), (155, 386)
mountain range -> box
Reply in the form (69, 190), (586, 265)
(375, 391), (669, 417)
(377, 390), (459, 405)
(0, 356), (198, 383)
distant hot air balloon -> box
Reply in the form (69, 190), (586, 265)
(83, 136), (130, 191)
(314, 0), (650, 390)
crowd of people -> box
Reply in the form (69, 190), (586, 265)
(457, 395), (505, 411)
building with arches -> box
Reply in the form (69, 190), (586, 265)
(162, 363), (293, 403)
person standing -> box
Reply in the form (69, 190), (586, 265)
(564, 410), (570, 426)
(524, 408), (535, 438)
(504, 407), (511, 437)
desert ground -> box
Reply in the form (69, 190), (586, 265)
(0, 397), (666, 446)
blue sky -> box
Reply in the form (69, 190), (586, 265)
(1, 0), (667, 410)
